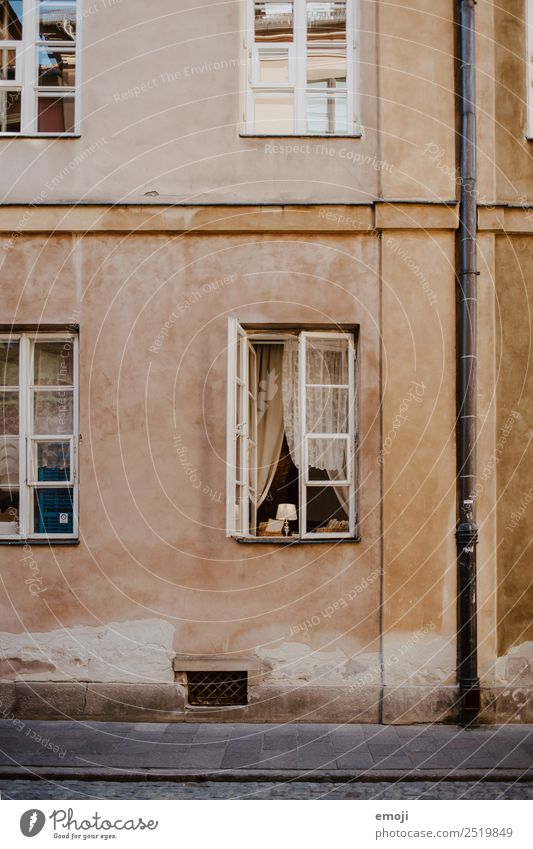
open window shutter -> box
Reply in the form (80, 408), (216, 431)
(226, 317), (254, 537)
(299, 331), (356, 538)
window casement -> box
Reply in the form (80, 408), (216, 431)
(226, 319), (357, 540)
(0, 0), (78, 135)
(245, 0), (358, 136)
(0, 332), (78, 540)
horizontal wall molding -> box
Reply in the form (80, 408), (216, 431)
(8, 202), (532, 234)
(0, 202), (462, 234)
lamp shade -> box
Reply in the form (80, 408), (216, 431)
(276, 503), (297, 521)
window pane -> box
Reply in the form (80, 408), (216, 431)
(254, 91), (293, 133)
(0, 47), (16, 80)
(307, 48), (346, 87)
(0, 0), (22, 39)
(305, 485), (348, 534)
(0, 88), (21, 132)
(0, 436), (18, 485)
(307, 1), (346, 41)
(0, 340), (19, 386)
(0, 486), (18, 530)
(307, 436), (348, 480)
(34, 487), (73, 534)
(35, 440), (70, 481)
(255, 2), (293, 42)
(307, 90), (347, 133)
(305, 336), (349, 385)
(33, 340), (74, 385)
(258, 50), (290, 84)
(38, 47), (76, 86)
(37, 94), (75, 132)
(33, 390), (73, 434)
(306, 386), (348, 433)
(0, 391), (18, 434)
(39, 1), (76, 41)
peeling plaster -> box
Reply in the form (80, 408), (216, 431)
(493, 641), (533, 686)
(257, 642), (380, 686)
(383, 633), (456, 686)
(0, 619), (175, 683)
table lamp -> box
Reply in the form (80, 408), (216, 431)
(276, 503), (297, 536)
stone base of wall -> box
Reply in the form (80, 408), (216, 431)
(1, 682), (532, 723)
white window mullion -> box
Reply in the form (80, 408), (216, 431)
(294, 0), (306, 133)
(20, 0), (37, 132)
(19, 334), (30, 536)
(298, 330), (306, 537)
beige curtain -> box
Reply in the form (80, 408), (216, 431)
(255, 344), (284, 507)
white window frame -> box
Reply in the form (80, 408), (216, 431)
(226, 319), (357, 540)
(244, 0), (359, 136)
(0, 331), (79, 540)
(525, 0), (533, 139)
(0, 0), (80, 136)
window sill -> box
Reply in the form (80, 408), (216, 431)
(0, 539), (80, 545)
(0, 134), (81, 139)
(235, 536), (360, 544)
(239, 133), (362, 139)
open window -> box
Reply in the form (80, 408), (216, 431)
(226, 319), (357, 540)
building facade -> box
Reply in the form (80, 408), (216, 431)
(0, 0), (531, 724)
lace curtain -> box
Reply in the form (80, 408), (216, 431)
(282, 337), (348, 474)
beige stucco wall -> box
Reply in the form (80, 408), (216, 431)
(0, 0), (461, 205)
(495, 235), (533, 661)
(0, 229), (384, 702)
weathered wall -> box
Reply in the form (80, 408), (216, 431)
(495, 235), (533, 659)
(494, 0), (532, 202)
(0, 0), (460, 205)
(381, 229), (458, 721)
(0, 227), (385, 720)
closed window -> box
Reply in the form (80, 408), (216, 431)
(245, 0), (358, 135)
(0, 332), (78, 539)
(226, 319), (357, 540)
(0, 0), (78, 134)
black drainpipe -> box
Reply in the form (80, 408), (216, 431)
(456, 0), (480, 726)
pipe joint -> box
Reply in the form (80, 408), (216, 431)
(456, 522), (478, 548)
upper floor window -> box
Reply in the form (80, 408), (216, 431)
(0, 0), (78, 135)
(0, 332), (78, 539)
(245, 0), (358, 135)
(226, 319), (358, 540)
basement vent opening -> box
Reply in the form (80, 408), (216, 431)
(187, 671), (248, 706)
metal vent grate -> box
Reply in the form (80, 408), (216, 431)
(187, 671), (248, 706)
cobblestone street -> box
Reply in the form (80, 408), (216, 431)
(1, 779), (533, 800)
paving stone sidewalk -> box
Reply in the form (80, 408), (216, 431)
(0, 720), (532, 780)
